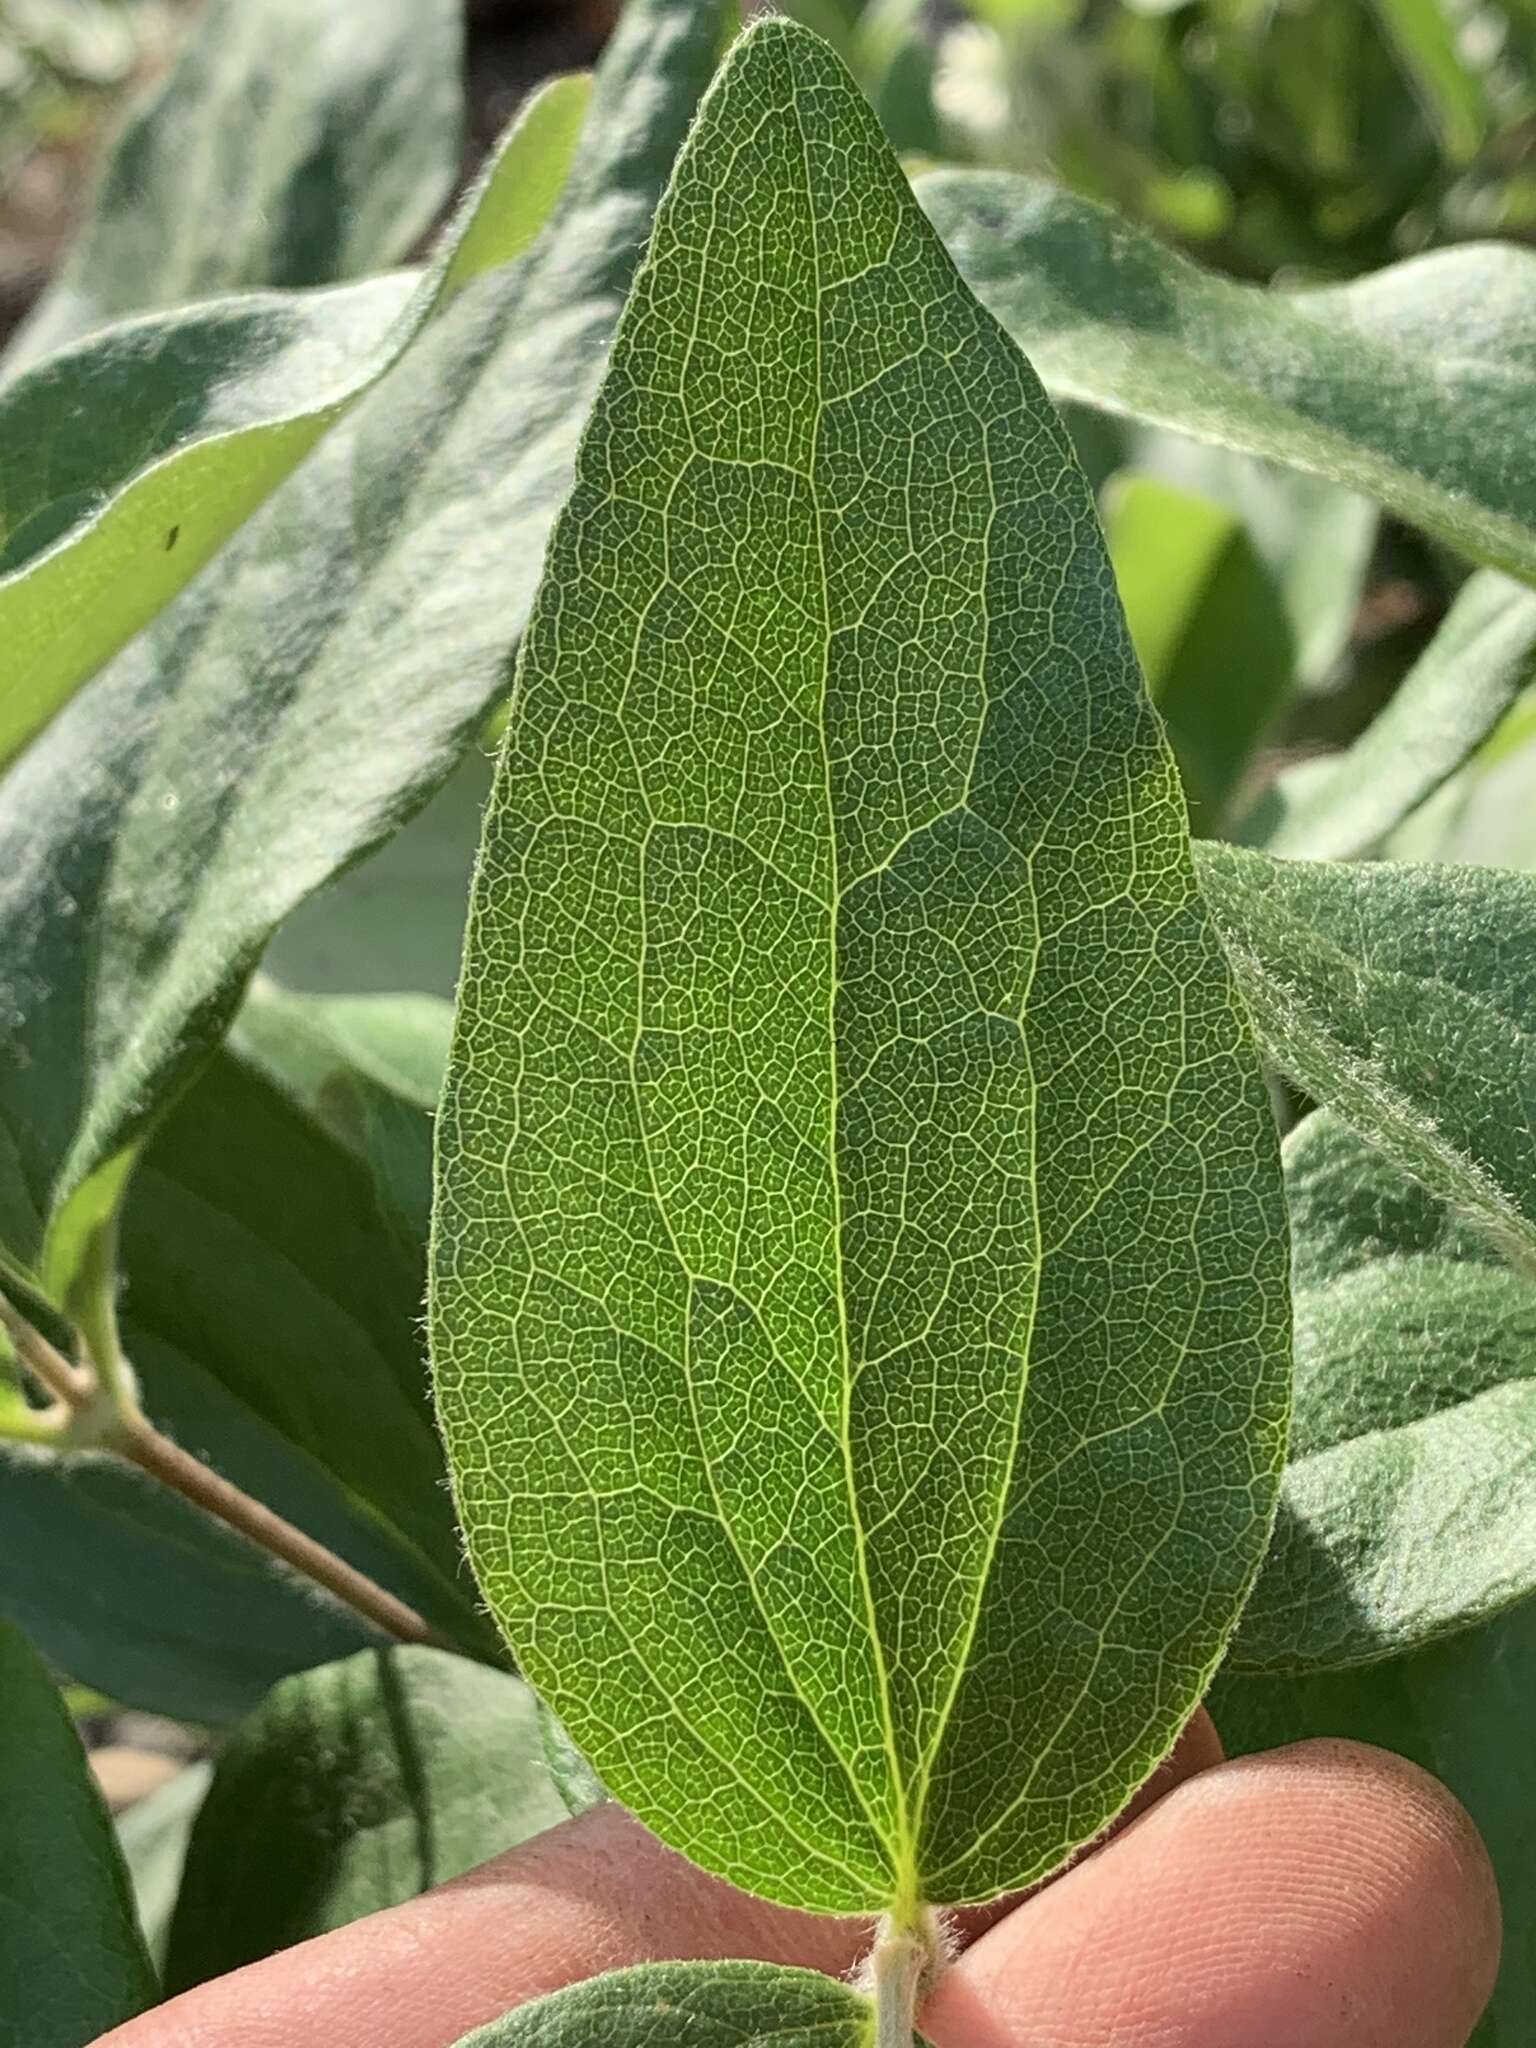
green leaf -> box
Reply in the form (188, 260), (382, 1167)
(1244, 571), (1536, 858)
(1213, 1597), (1536, 2046)
(1104, 472), (1294, 828)
(1195, 844), (1536, 1266)
(918, 174), (1536, 581)
(0, 1618), (157, 2044)
(431, 19), (1291, 1917)
(450, 1963), (886, 2048)
(165, 1649), (594, 1993)
(4, 0), (464, 373)
(0, 1038), (490, 1723)
(1234, 1111), (1536, 1670)
(1368, 0), (1489, 164)
(0, 73), (589, 773)
(115, 1762), (213, 1975)
(0, 0), (724, 1306)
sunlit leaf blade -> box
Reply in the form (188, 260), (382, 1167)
(0, 1619), (156, 2044)
(115, 1763), (212, 1974)
(0, 74), (589, 773)
(0, 1041), (490, 1723)
(1196, 844), (1536, 1266)
(918, 175), (1536, 582)
(0, 0), (724, 1305)
(3, 0), (464, 374)
(432, 19), (1290, 1916)
(165, 1649), (593, 1992)
(450, 1963), (886, 2048)
(1104, 472), (1293, 829)
(1241, 571), (1536, 858)
(1234, 1112), (1536, 1670)
(1213, 1602), (1533, 2045)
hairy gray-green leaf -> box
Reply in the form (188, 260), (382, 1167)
(919, 175), (1536, 582)
(1245, 571), (1536, 858)
(1196, 844), (1536, 1266)
(4, 0), (463, 374)
(0, 1040), (490, 1722)
(1214, 1601), (1532, 2045)
(432, 19), (1290, 1917)
(451, 1963), (888, 2048)
(0, 0), (723, 1308)
(165, 1649), (591, 1992)
(1235, 1112), (1536, 1670)
(0, 1618), (156, 2044)
(0, 76), (588, 772)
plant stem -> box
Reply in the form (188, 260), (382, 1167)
(869, 1910), (935, 2048)
(0, 1288), (443, 1651)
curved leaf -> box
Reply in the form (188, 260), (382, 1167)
(452, 1963), (886, 2048)
(1236, 1111), (1536, 1670)
(165, 1650), (593, 1992)
(4, 0), (464, 372)
(0, 0), (723, 1305)
(918, 173), (1536, 581)
(0, 1619), (156, 2044)
(432, 20), (1290, 1916)
(0, 73), (590, 772)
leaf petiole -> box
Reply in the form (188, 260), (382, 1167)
(867, 1906), (943, 2048)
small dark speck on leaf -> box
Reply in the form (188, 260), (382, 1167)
(164, 524), (180, 551)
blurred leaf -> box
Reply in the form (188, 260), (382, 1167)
(1213, 1597), (1536, 2045)
(0, 1038), (492, 1723)
(1247, 571), (1536, 857)
(1235, 1111), (1536, 1669)
(450, 1965), (887, 2048)
(1105, 472), (1293, 827)
(5, 0), (465, 372)
(1196, 845), (1536, 1265)
(920, 174), (1536, 580)
(165, 1649), (594, 1992)
(0, 73), (589, 772)
(1368, 0), (1489, 164)
(433, 16), (1289, 1918)
(0, 0), (725, 1311)
(115, 1761), (212, 1974)
(0, 1617), (156, 2044)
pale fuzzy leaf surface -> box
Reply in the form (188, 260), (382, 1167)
(918, 174), (1536, 582)
(432, 20), (1291, 1917)
(1103, 472), (1292, 829)
(0, 1619), (157, 2045)
(165, 1650), (592, 1992)
(452, 1964), (888, 2048)
(1195, 845), (1536, 1265)
(3, 0), (463, 373)
(1246, 571), (1536, 858)
(0, 1041), (490, 1724)
(0, 0), (724, 1303)
(1235, 1111), (1536, 1669)
(0, 75), (588, 773)
(1213, 1598), (1536, 2046)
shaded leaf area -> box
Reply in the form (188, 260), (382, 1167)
(0, 0), (724, 1307)
(1214, 1596), (1536, 2047)
(0, 1038), (493, 1724)
(1196, 844), (1536, 1266)
(165, 1649), (593, 1992)
(3, 0), (464, 374)
(1104, 471), (1292, 830)
(433, 20), (1289, 1917)
(919, 173), (1536, 581)
(1241, 570), (1536, 858)
(0, 74), (588, 773)
(0, 1619), (156, 2046)
(114, 1763), (212, 1975)
(1235, 1112), (1536, 1669)
(453, 1963), (889, 2048)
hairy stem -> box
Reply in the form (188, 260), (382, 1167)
(0, 1289), (442, 1650)
(869, 1908), (940, 2048)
